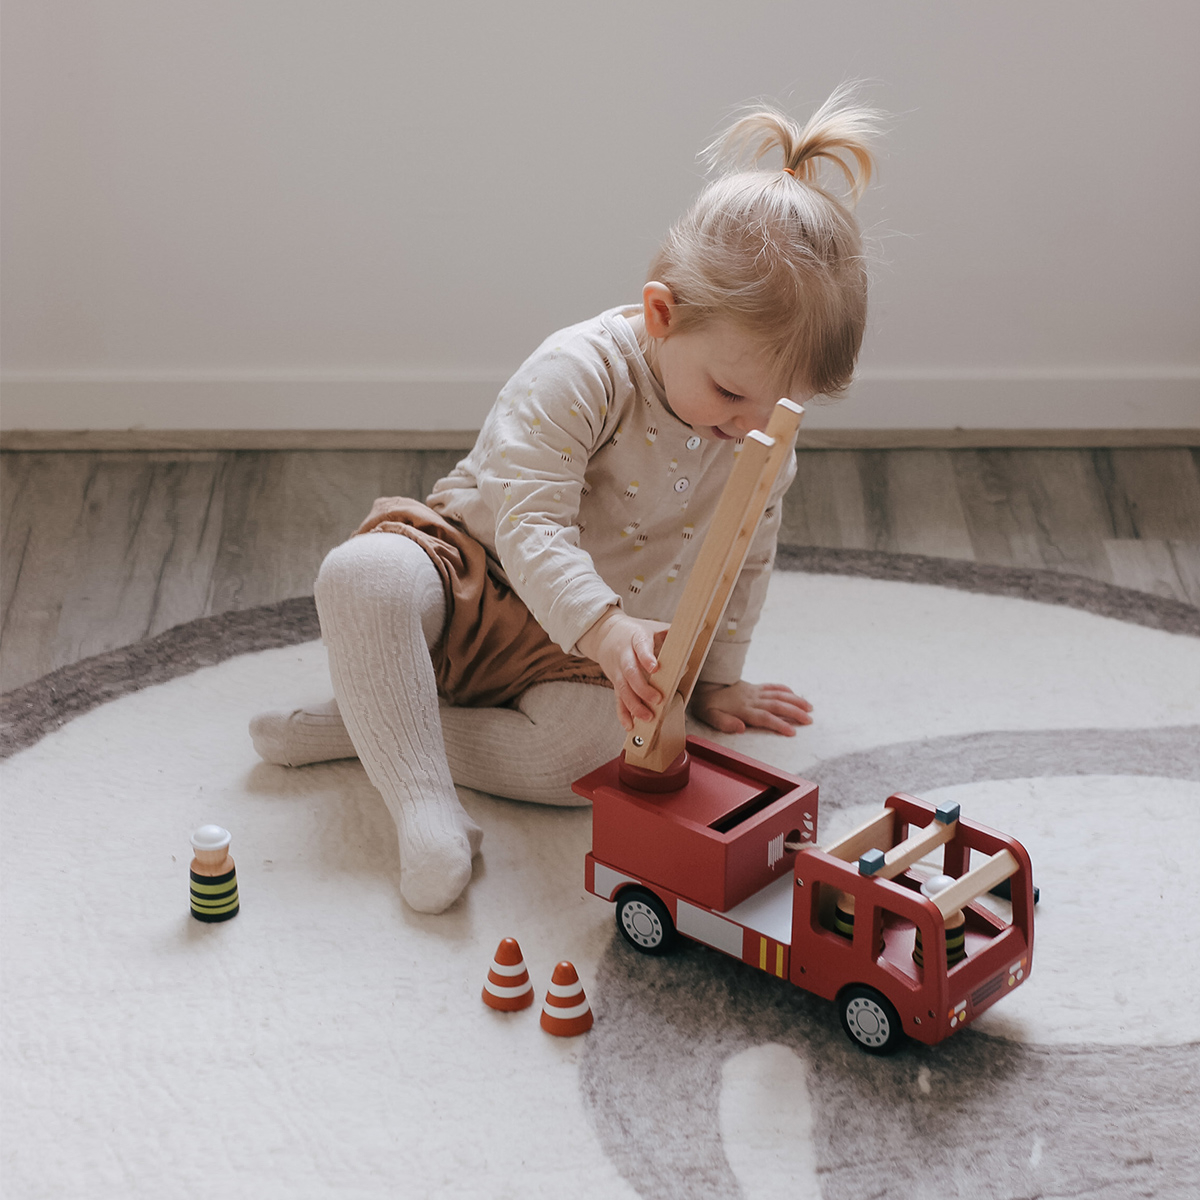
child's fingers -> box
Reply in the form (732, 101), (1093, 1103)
(748, 699), (812, 733)
(626, 691), (660, 724)
(740, 711), (794, 736)
(702, 709), (746, 734)
(759, 684), (813, 712)
(622, 648), (664, 712)
(632, 628), (661, 675)
(755, 694), (814, 722)
(618, 668), (660, 725)
(614, 686), (653, 731)
(757, 710), (800, 735)
(775, 700), (814, 725)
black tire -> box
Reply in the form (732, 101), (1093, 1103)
(837, 985), (907, 1055)
(615, 888), (676, 955)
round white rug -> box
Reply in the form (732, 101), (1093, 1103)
(3, 567), (1198, 1199)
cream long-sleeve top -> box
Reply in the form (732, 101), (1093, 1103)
(427, 306), (797, 686)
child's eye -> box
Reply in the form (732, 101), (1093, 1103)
(715, 385), (743, 401)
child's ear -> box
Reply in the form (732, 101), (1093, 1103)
(643, 281), (677, 339)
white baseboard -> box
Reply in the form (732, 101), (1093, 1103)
(2, 370), (1197, 433)
(0, 374), (502, 433)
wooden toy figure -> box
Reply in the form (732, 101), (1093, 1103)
(913, 874), (967, 967)
(189, 825), (240, 922)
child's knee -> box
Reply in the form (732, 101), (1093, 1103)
(314, 537), (359, 606)
(315, 533), (445, 641)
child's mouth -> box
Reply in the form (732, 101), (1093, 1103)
(711, 427), (734, 441)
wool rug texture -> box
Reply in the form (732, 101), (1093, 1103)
(2, 549), (1198, 1200)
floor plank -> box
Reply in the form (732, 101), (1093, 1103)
(951, 450), (1046, 570)
(1099, 448), (1200, 541)
(1008, 451), (1119, 582)
(2, 454), (98, 690)
(878, 450), (976, 560)
(780, 450), (870, 550)
(0, 453), (236, 690)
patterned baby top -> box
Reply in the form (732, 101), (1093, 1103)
(427, 306), (796, 684)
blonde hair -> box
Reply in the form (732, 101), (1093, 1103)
(647, 85), (882, 396)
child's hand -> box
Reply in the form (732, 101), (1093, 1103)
(690, 680), (813, 736)
(577, 607), (671, 731)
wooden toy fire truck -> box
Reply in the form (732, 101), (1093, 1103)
(571, 400), (1035, 1054)
(576, 750), (1035, 1054)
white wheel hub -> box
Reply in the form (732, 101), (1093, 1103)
(845, 996), (891, 1047)
(622, 901), (663, 947)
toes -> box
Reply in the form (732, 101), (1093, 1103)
(248, 710), (298, 766)
(398, 834), (474, 913)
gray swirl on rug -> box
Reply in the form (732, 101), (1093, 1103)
(3, 546), (1196, 760)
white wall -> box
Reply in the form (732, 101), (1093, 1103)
(3, 0), (1197, 432)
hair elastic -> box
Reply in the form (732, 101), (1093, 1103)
(782, 167), (796, 177)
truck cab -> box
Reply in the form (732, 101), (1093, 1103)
(791, 793), (1034, 1050)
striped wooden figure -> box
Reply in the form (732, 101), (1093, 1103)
(834, 891), (884, 955)
(913, 874), (966, 967)
(913, 914), (967, 967)
(189, 825), (240, 923)
(834, 890), (856, 939)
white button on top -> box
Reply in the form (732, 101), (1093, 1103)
(685, 435), (702, 450)
(674, 478), (690, 493)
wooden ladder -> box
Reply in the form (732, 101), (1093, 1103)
(621, 399), (805, 775)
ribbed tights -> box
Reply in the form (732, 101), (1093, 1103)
(253, 532), (623, 912)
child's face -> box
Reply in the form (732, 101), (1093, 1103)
(643, 284), (810, 441)
(654, 319), (807, 442)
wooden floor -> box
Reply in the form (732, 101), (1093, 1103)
(2, 447), (1198, 692)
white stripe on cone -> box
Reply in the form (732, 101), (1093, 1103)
(485, 979), (533, 1000)
(489, 959), (529, 978)
(543, 998), (591, 1020)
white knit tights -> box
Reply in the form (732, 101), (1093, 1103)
(253, 532), (623, 913)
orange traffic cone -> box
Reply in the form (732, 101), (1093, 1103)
(539, 961), (593, 1036)
(482, 937), (534, 1011)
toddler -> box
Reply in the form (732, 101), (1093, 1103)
(251, 88), (879, 913)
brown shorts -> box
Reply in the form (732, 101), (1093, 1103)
(353, 497), (610, 708)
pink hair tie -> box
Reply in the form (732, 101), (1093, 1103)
(782, 167), (796, 177)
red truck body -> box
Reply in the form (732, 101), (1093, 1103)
(576, 736), (1035, 1052)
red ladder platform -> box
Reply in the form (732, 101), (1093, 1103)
(573, 736), (818, 913)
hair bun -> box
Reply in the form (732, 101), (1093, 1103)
(649, 85), (884, 398)
(706, 83), (882, 206)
